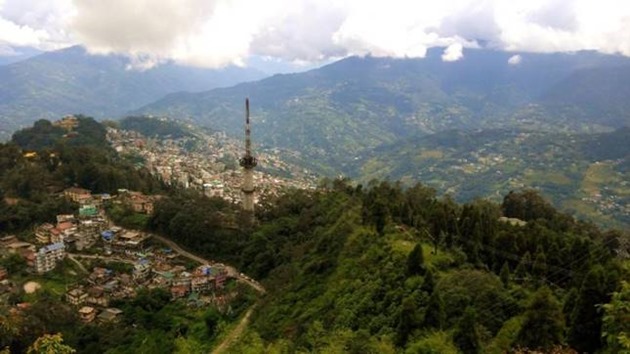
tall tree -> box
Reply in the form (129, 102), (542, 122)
(532, 246), (547, 284)
(515, 251), (531, 282)
(421, 269), (436, 294)
(424, 290), (445, 330)
(407, 244), (426, 276)
(568, 265), (609, 353)
(499, 262), (510, 288)
(397, 297), (419, 346)
(27, 333), (75, 354)
(601, 281), (630, 353)
(453, 307), (480, 354)
(516, 286), (565, 350)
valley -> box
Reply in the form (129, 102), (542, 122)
(353, 128), (630, 228)
(129, 50), (630, 228)
(0, 41), (629, 354)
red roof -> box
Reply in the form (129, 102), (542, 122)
(65, 187), (91, 195)
(57, 222), (73, 231)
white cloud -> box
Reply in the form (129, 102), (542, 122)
(442, 43), (464, 62)
(1, 0), (630, 68)
(508, 54), (522, 65)
(0, 0), (74, 50)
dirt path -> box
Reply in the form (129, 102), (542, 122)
(211, 305), (256, 354)
(148, 234), (266, 353)
(67, 253), (89, 273)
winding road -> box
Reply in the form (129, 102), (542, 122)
(70, 230), (265, 352)
(150, 234), (266, 294)
(149, 234), (265, 353)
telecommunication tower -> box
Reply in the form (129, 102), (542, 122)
(239, 98), (257, 215)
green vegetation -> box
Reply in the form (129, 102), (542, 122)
(1, 118), (627, 353)
(0, 116), (166, 233)
(119, 116), (193, 139)
(147, 181), (626, 353)
(355, 128), (630, 228)
(243, 183), (623, 353)
(0, 284), (250, 354)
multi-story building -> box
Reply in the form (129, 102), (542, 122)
(132, 259), (151, 282)
(78, 306), (96, 323)
(63, 187), (92, 204)
(35, 223), (54, 244)
(34, 242), (65, 274)
(66, 288), (88, 306)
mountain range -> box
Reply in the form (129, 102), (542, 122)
(134, 48), (630, 174)
(0, 46), (265, 140)
(1, 46), (629, 225)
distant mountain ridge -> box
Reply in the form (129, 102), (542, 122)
(0, 46), (266, 140)
(135, 48), (630, 173)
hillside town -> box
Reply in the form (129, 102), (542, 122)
(0, 186), (248, 324)
(106, 124), (316, 205)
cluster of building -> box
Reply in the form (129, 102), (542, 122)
(1, 182), (241, 323)
(61, 253), (232, 324)
(0, 186), (163, 276)
(65, 266), (131, 323)
(106, 125), (315, 206)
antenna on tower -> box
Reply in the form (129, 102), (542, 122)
(239, 98), (257, 216)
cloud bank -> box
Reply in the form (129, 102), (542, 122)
(1, 0), (630, 68)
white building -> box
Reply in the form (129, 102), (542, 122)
(35, 242), (66, 274)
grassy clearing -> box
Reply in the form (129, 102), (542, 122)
(387, 231), (455, 268)
(562, 198), (618, 227)
(581, 162), (616, 196)
(415, 149), (444, 162)
(524, 170), (573, 186)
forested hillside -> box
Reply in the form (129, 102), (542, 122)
(1, 119), (627, 353)
(0, 116), (165, 233)
(136, 49), (630, 174)
(148, 179), (628, 353)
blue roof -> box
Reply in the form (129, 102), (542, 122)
(101, 231), (114, 240)
(41, 242), (65, 253)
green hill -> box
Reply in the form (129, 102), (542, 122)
(135, 49), (630, 175)
(205, 182), (626, 353)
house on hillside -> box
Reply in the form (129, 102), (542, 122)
(66, 288), (88, 306)
(170, 285), (189, 299)
(132, 259), (151, 282)
(35, 223), (54, 244)
(118, 190), (157, 214)
(86, 286), (109, 307)
(0, 235), (18, 248)
(78, 306), (96, 323)
(98, 308), (123, 322)
(63, 187), (91, 204)
(53, 115), (79, 131)
(34, 242), (65, 274)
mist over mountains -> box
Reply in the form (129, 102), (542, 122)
(0, 46), (265, 140)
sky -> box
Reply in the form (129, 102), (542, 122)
(1, 0), (630, 69)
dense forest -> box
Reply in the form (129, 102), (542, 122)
(1, 118), (628, 353)
(118, 116), (194, 139)
(150, 179), (628, 353)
